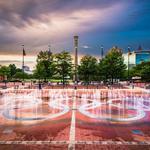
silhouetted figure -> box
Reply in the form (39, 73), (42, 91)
(22, 81), (24, 86)
(96, 85), (99, 89)
(132, 83), (134, 89)
(74, 85), (77, 90)
(39, 82), (42, 90)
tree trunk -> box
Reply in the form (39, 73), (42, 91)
(111, 74), (114, 85)
(62, 74), (65, 88)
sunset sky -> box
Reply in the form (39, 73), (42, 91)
(0, 0), (150, 69)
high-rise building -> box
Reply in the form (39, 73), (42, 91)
(123, 49), (150, 69)
(74, 36), (79, 82)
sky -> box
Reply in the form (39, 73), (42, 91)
(0, 0), (150, 69)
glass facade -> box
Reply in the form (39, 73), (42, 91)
(136, 52), (150, 64)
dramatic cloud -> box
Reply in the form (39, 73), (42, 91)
(0, 0), (150, 68)
(0, 0), (126, 53)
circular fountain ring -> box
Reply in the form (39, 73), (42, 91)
(2, 93), (44, 121)
(2, 93), (70, 121)
(78, 98), (146, 122)
(47, 98), (70, 119)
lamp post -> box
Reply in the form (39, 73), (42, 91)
(4, 75), (7, 89)
(109, 60), (114, 86)
(48, 44), (52, 87)
(127, 46), (131, 84)
(101, 45), (104, 59)
(48, 44), (52, 61)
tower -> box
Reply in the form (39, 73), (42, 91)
(101, 45), (104, 59)
(74, 36), (79, 83)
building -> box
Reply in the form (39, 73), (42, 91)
(22, 65), (33, 74)
(123, 49), (150, 69)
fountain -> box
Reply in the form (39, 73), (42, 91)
(0, 89), (149, 124)
(78, 89), (150, 122)
(0, 89), (70, 122)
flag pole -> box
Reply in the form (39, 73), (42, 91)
(22, 45), (25, 85)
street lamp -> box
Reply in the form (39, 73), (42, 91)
(48, 44), (52, 61)
(101, 45), (104, 59)
(4, 75), (7, 89)
(127, 46), (131, 84)
(109, 60), (114, 85)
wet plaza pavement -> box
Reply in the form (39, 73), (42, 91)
(0, 89), (150, 150)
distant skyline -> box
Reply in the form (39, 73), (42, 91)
(0, 0), (150, 68)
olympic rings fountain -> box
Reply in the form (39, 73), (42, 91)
(0, 89), (149, 123)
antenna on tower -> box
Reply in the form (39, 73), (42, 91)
(138, 45), (142, 51)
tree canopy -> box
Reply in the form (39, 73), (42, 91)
(0, 47), (149, 84)
(55, 51), (73, 85)
(34, 51), (56, 81)
(98, 47), (126, 84)
(78, 55), (98, 83)
(130, 61), (150, 82)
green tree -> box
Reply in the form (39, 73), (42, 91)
(14, 72), (29, 80)
(9, 64), (17, 79)
(141, 63), (150, 82)
(78, 55), (98, 83)
(34, 51), (55, 81)
(34, 62), (47, 80)
(130, 61), (150, 82)
(99, 47), (126, 84)
(0, 65), (10, 79)
(98, 58), (107, 82)
(55, 51), (73, 85)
